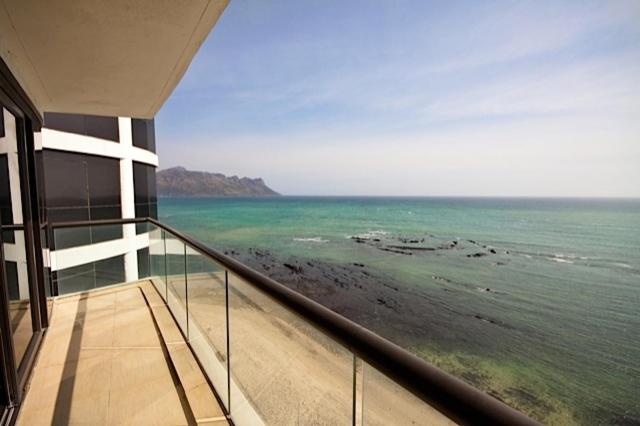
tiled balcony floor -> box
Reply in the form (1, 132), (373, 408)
(17, 281), (227, 426)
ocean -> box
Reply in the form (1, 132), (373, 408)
(158, 196), (640, 425)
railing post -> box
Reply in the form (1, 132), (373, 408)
(163, 230), (168, 301)
(225, 269), (231, 414)
(184, 243), (188, 339)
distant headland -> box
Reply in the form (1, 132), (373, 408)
(156, 166), (280, 197)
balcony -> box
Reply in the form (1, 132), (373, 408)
(18, 281), (227, 425)
(17, 218), (537, 425)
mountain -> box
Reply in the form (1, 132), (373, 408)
(156, 167), (280, 197)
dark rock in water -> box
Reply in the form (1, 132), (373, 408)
(607, 414), (640, 426)
(474, 314), (499, 324)
(379, 247), (413, 255)
(283, 263), (303, 274)
(504, 388), (554, 416)
(489, 248), (497, 254)
(467, 252), (488, 258)
(467, 239), (477, 245)
(353, 263), (365, 267)
(387, 245), (435, 251)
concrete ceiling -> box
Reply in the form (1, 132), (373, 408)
(0, 0), (228, 118)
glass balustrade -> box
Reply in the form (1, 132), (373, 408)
(44, 219), (535, 426)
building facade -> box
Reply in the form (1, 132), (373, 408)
(40, 113), (158, 294)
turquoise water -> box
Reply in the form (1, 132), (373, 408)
(159, 197), (640, 425)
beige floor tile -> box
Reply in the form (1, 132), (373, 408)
(38, 309), (115, 367)
(167, 344), (224, 420)
(113, 306), (161, 347)
(109, 348), (189, 425)
(115, 287), (147, 310)
(19, 349), (111, 426)
(53, 293), (116, 319)
(151, 305), (186, 344)
(140, 282), (166, 307)
(19, 282), (228, 426)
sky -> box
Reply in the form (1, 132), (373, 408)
(156, 0), (640, 197)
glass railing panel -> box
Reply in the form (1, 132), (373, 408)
(361, 361), (454, 425)
(228, 272), (353, 425)
(185, 245), (229, 410)
(149, 226), (167, 300)
(52, 224), (128, 295)
(53, 223), (123, 250)
(165, 231), (187, 336)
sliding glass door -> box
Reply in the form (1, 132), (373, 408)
(0, 106), (36, 374)
(0, 79), (47, 419)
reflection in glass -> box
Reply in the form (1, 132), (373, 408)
(362, 361), (454, 425)
(185, 247), (229, 409)
(149, 227), (167, 300)
(228, 272), (353, 425)
(4, 230), (33, 369)
(165, 231), (187, 335)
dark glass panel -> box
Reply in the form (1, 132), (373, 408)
(94, 255), (125, 287)
(86, 155), (120, 207)
(5, 261), (19, 300)
(149, 202), (158, 219)
(148, 167), (157, 203)
(134, 203), (149, 219)
(54, 227), (92, 250)
(35, 150), (47, 223)
(131, 118), (156, 153)
(133, 161), (149, 205)
(43, 112), (119, 142)
(55, 262), (95, 294)
(1, 230), (15, 244)
(46, 207), (90, 222)
(133, 161), (157, 223)
(84, 115), (119, 142)
(137, 248), (150, 279)
(43, 112), (85, 136)
(0, 107), (4, 137)
(42, 150), (89, 208)
(0, 154), (13, 224)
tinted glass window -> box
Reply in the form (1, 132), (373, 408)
(131, 118), (156, 153)
(55, 255), (125, 295)
(43, 112), (119, 142)
(137, 248), (150, 279)
(42, 150), (89, 208)
(43, 150), (122, 241)
(133, 162), (157, 220)
(0, 154), (13, 225)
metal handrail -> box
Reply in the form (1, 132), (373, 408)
(0, 224), (25, 231)
(48, 217), (539, 426)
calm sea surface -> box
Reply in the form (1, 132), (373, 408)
(159, 196), (640, 425)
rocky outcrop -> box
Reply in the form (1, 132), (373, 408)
(157, 166), (279, 197)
